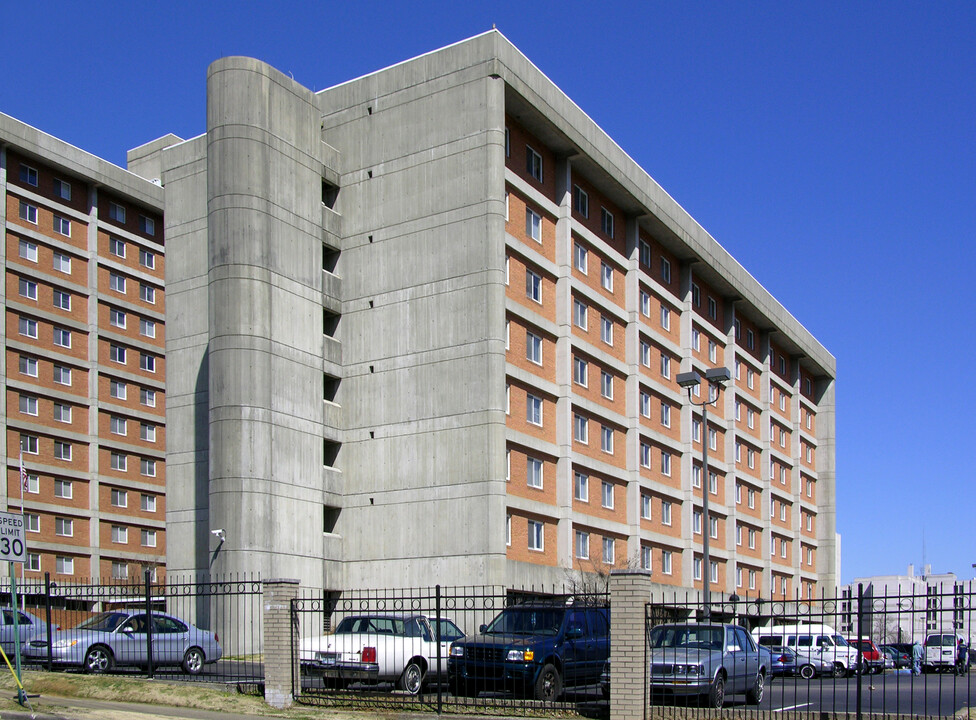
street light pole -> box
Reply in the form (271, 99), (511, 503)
(676, 367), (731, 622)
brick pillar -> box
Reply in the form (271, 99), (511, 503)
(262, 578), (300, 709)
(610, 569), (652, 720)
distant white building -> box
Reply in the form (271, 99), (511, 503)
(840, 565), (973, 645)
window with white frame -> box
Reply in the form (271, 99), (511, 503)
(641, 546), (652, 571)
(710, 516), (718, 539)
(140, 319), (156, 338)
(660, 305), (670, 331)
(55, 517), (73, 537)
(110, 272), (126, 293)
(736, 524), (743, 546)
(24, 474), (39, 494)
(693, 510), (702, 534)
(525, 268), (541, 302)
(56, 556), (73, 575)
(662, 550), (673, 574)
(747, 368), (755, 389)
(708, 296), (717, 319)
(139, 248), (155, 269)
(525, 207), (542, 242)
(710, 560), (718, 583)
(708, 427), (717, 451)
(660, 354), (671, 379)
(640, 391), (651, 418)
(600, 207), (614, 237)
(140, 423), (156, 442)
(20, 355), (38, 378)
(735, 442), (742, 463)
(708, 340), (717, 363)
(694, 557), (702, 580)
(601, 480), (614, 509)
(140, 352), (156, 373)
(641, 494), (652, 520)
(661, 501), (672, 526)
(112, 561), (128, 579)
(19, 278), (37, 300)
(112, 525), (127, 543)
(526, 331), (542, 364)
(574, 472), (588, 502)
(141, 388), (156, 407)
(53, 252), (71, 273)
(109, 202), (126, 223)
(573, 357), (588, 386)
(574, 414), (588, 444)
(574, 242), (587, 273)
(640, 441), (651, 468)
(692, 328), (700, 351)
(53, 215), (71, 237)
(709, 471), (718, 495)
(526, 146), (543, 182)
(749, 569), (756, 590)
(660, 401), (671, 427)
(691, 282), (700, 307)
(661, 451), (671, 476)
(780, 503), (787, 521)
(640, 340), (651, 367)
(141, 458), (156, 477)
(140, 216), (155, 236)
(19, 239), (38, 262)
(749, 528), (756, 549)
(18, 200), (37, 224)
(692, 418), (702, 443)
(142, 493), (156, 512)
(746, 329), (755, 349)
(54, 441), (71, 461)
(110, 416), (127, 435)
(600, 315), (612, 345)
(19, 163), (38, 186)
(140, 284), (156, 304)
(600, 371), (613, 400)
(602, 537), (614, 564)
(639, 239), (651, 266)
(19, 316), (37, 339)
(573, 299), (587, 329)
(506, 515), (511, 545)
(26, 553), (40, 572)
(526, 456), (543, 488)
(747, 407), (755, 429)
(109, 237), (126, 257)
(601, 261), (613, 291)
(111, 488), (127, 507)
(110, 344), (126, 364)
(575, 530), (589, 559)
(692, 465), (701, 488)
(573, 185), (588, 218)
(748, 488), (756, 508)
(527, 519), (544, 551)
(53, 327), (71, 348)
(600, 425), (613, 453)
(661, 257), (671, 284)
(54, 364), (71, 385)
(640, 290), (650, 316)
(53, 289), (71, 310)
(19, 394), (37, 416)
(26, 514), (40, 532)
(526, 393), (543, 426)
(53, 403), (71, 423)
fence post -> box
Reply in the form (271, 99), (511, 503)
(44, 572), (53, 671)
(856, 582), (863, 720)
(145, 568), (155, 679)
(262, 578), (300, 709)
(610, 569), (653, 720)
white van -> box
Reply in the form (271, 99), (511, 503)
(752, 624), (860, 677)
(923, 633), (965, 672)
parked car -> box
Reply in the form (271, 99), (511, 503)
(880, 645), (911, 670)
(0, 607), (50, 657)
(753, 624), (859, 677)
(767, 645), (829, 679)
(647, 623), (767, 709)
(300, 613), (464, 694)
(25, 611), (221, 674)
(447, 602), (609, 700)
(924, 633), (966, 673)
(848, 638), (885, 674)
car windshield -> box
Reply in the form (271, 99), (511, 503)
(334, 616), (423, 637)
(928, 635), (955, 646)
(75, 612), (129, 632)
(484, 608), (565, 636)
(832, 635), (850, 647)
(649, 626), (724, 650)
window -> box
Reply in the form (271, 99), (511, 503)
(141, 458), (156, 477)
(109, 237), (126, 258)
(574, 472), (588, 502)
(526, 146), (543, 182)
(660, 305), (670, 331)
(53, 326), (71, 348)
(504, 127), (510, 157)
(573, 185), (588, 217)
(660, 354), (671, 379)
(708, 296), (717, 319)
(110, 308), (127, 328)
(749, 528), (756, 548)
(639, 238), (652, 266)
(139, 248), (155, 269)
(779, 392), (787, 411)
(19, 239), (38, 262)
(19, 278), (37, 300)
(779, 356), (786, 374)
(110, 452), (127, 471)
(770, 499), (776, 518)
(26, 554), (40, 572)
(573, 299), (587, 329)
(693, 465), (701, 488)
(708, 340), (717, 363)
(506, 514), (511, 545)
(780, 503), (787, 521)
(661, 451), (671, 476)
(141, 423), (156, 442)
(601, 425), (613, 453)
(525, 268), (542, 302)
(600, 315), (612, 345)
(140, 216), (155, 236)
(19, 164), (38, 186)
(54, 479), (72, 499)
(112, 525), (128, 543)
(525, 456), (543, 489)
(710, 516), (718, 539)
(661, 501), (672, 526)
(525, 208), (542, 242)
(51, 177), (70, 201)
(640, 441), (651, 468)
(19, 394), (38, 416)
(527, 519), (544, 550)
(20, 355), (38, 378)
(746, 329), (755, 349)
(54, 441), (71, 461)
(526, 331), (542, 364)
(573, 357), (588, 386)
(600, 207), (614, 237)
(781, 538), (788, 558)
(56, 557), (73, 575)
(111, 489), (128, 507)
(640, 341), (651, 367)
(53, 289), (71, 310)
(53, 215), (71, 237)
(710, 561), (718, 584)
(141, 388), (156, 407)
(694, 557), (702, 581)
(575, 531), (589, 559)
(109, 202), (126, 223)
(747, 407), (755, 429)
(660, 401), (671, 427)
(526, 394), (543, 426)
(140, 284), (156, 304)
(737, 525), (743, 546)
(18, 200), (37, 224)
(748, 488), (756, 508)
(747, 369), (755, 389)
(111, 561), (128, 579)
(19, 316), (38, 339)
(692, 328), (701, 352)
(25, 514), (40, 532)
(141, 493), (156, 512)
(53, 252), (71, 273)
(574, 414), (588, 444)
(24, 474), (39, 494)
(640, 290), (650, 316)
(574, 242), (587, 273)
(110, 416), (127, 435)
(110, 344), (126, 364)
(602, 537), (615, 564)
(53, 364), (71, 385)
(110, 272), (126, 293)
(601, 480), (614, 509)
(601, 261), (613, 291)
(600, 371), (613, 399)
(55, 517), (73, 537)
(708, 427), (717, 451)
(691, 282), (700, 307)
(662, 550), (673, 575)
(780, 466), (787, 484)
(640, 391), (651, 418)
(693, 510), (702, 534)
(140, 353), (156, 372)
(692, 418), (702, 443)
(53, 403), (71, 423)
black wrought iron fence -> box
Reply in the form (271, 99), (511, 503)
(638, 582), (974, 719)
(292, 584), (609, 714)
(0, 570), (262, 684)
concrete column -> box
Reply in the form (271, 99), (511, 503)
(262, 578), (300, 709)
(610, 569), (652, 720)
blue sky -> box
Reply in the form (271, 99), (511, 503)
(3, 1), (973, 585)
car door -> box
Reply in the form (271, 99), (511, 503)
(725, 627), (747, 691)
(587, 609), (610, 685)
(152, 615), (189, 666)
(560, 609), (588, 689)
(734, 627), (759, 690)
(114, 614), (149, 666)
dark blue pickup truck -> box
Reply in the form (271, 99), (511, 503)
(447, 602), (609, 700)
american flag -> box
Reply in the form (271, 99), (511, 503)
(19, 452), (28, 493)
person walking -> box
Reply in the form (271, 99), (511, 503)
(912, 641), (923, 675)
(957, 638), (968, 675)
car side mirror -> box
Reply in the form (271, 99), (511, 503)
(566, 625), (584, 639)
(479, 624), (488, 633)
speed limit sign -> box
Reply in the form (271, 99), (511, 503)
(0, 512), (26, 563)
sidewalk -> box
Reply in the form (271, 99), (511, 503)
(2, 694), (272, 720)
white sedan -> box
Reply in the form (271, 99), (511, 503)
(300, 613), (464, 694)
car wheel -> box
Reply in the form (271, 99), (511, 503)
(398, 660), (425, 695)
(182, 647), (205, 675)
(799, 663), (816, 680)
(84, 645), (115, 674)
(832, 662), (847, 678)
(706, 674), (725, 709)
(533, 663), (562, 701)
(746, 671), (765, 704)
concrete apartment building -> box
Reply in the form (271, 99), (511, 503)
(125, 30), (837, 599)
(1, 113), (166, 581)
